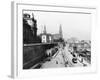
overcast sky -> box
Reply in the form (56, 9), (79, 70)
(23, 10), (91, 41)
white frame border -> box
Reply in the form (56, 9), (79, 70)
(11, 1), (97, 78)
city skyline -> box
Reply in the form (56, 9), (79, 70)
(23, 10), (91, 41)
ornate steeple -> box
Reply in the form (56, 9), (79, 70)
(59, 24), (63, 38)
(43, 25), (47, 34)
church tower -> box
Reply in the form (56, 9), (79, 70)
(41, 25), (47, 43)
(59, 24), (63, 39)
(43, 25), (47, 34)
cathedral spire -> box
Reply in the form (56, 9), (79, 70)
(59, 24), (63, 38)
(43, 25), (47, 34)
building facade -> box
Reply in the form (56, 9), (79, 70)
(40, 25), (63, 43)
(40, 26), (53, 43)
(23, 13), (41, 44)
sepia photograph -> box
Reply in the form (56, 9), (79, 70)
(23, 9), (91, 69)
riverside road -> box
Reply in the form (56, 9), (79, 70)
(31, 44), (90, 69)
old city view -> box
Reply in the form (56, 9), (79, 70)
(23, 11), (91, 69)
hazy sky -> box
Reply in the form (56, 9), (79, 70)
(23, 10), (91, 41)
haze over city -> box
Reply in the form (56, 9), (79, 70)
(23, 10), (91, 41)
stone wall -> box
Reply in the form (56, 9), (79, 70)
(23, 43), (57, 69)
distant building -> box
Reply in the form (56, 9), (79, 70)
(80, 40), (91, 50)
(40, 24), (64, 43)
(53, 34), (61, 40)
(53, 25), (64, 42)
(40, 25), (53, 43)
(23, 13), (64, 44)
(59, 24), (63, 39)
(53, 24), (63, 40)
